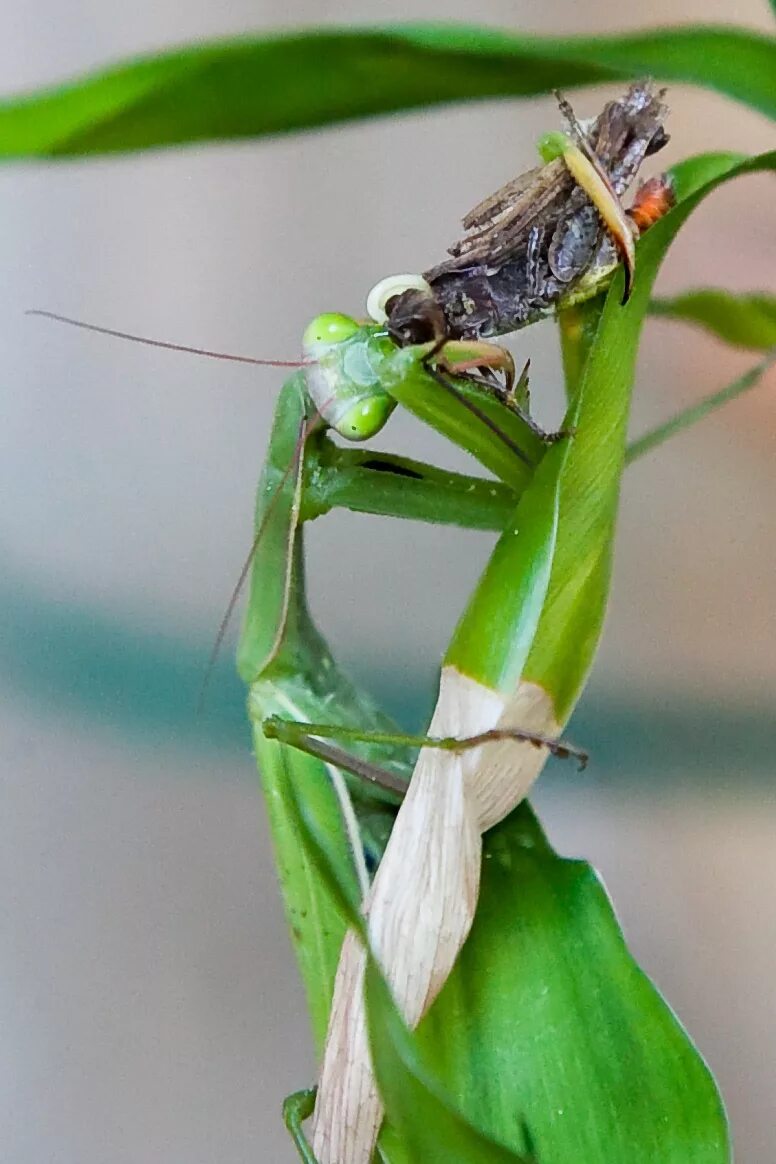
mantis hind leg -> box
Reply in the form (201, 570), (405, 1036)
(262, 716), (589, 777)
(283, 1088), (319, 1164)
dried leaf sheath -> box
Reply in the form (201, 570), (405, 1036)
(311, 670), (559, 1164)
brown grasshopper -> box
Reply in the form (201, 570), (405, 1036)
(366, 82), (674, 437)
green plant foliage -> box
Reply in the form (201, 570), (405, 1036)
(367, 949), (537, 1164)
(412, 803), (727, 1164)
(283, 661), (726, 1164)
(0, 23), (774, 158)
(447, 151), (774, 719)
(650, 289), (776, 350)
(626, 352), (776, 463)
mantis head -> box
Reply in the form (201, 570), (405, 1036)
(302, 313), (397, 442)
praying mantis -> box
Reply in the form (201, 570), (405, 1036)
(235, 124), (769, 1164)
(30, 86), (774, 1162)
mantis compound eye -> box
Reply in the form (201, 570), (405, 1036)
(302, 313), (361, 347)
(366, 274), (433, 323)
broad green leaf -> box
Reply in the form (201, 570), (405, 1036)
(366, 957), (535, 1164)
(414, 803), (728, 1164)
(0, 24), (774, 158)
(650, 288), (776, 350)
(284, 703), (726, 1164)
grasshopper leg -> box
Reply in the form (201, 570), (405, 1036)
(445, 358), (569, 446)
(419, 347), (536, 469)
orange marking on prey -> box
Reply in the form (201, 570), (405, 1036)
(629, 174), (676, 234)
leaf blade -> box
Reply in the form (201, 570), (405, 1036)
(650, 288), (776, 350)
(0, 24), (774, 158)
(415, 803), (729, 1164)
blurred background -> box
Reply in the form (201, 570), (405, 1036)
(1, 1), (774, 1161)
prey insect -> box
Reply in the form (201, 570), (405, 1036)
(367, 81), (674, 365)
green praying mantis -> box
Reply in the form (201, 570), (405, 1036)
(230, 134), (773, 1164)
(29, 83), (775, 1158)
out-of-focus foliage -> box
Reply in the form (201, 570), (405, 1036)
(651, 289), (776, 351)
(0, 23), (773, 157)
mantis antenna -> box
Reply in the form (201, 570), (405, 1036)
(27, 306), (316, 710)
(26, 309), (309, 368)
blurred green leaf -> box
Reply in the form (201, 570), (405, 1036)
(650, 289), (776, 350)
(627, 351), (776, 462)
(0, 23), (774, 158)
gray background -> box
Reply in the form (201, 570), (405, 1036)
(1, 1), (775, 1161)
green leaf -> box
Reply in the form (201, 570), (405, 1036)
(0, 24), (774, 158)
(627, 351), (776, 462)
(286, 720), (727, 1164)
(650, 288), (776, 350)
(413, 803), (728, 1164)
(366, 957), (535, 1164)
